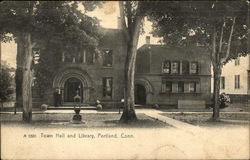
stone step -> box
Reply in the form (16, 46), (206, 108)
(47, 106), (97, 110)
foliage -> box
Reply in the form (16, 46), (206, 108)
(32, 2), (102, 96)
(218, 93), (231, 109)
(0, 61), (14, 102)
(0, 1), (103, 121)
(0, 1), (102, 95)
(149, 1), (249, 61)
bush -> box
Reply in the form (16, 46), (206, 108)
(41, 104), (48, 110)
(96, 104), (102, 110)
(219, 93), (231, 109)
(0, 62), (14, 103)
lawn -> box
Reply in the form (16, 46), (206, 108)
(0, 112), (169, 128)
(161, 112), (249, 127)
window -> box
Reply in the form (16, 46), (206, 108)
(220, 77), (225, 89)
(189, 82), (196, 93)
(103, 77), (113, 98)
(86, 51), (94, 64)
(235, 75), (240, 89)
(65, 54), (72, 62)
(190, 62), (198, 74)
(103, 50), (113, 67)
(76, 52), (83, 63)
(171, 61), (180, 74)
(162, 61), (170, 73)
(235, 57), (240, 66)
(162, 80), (172, 92)
(182, 61), (189, 75)
(178, 81), (184, 93)
(162, 79), (199, 93)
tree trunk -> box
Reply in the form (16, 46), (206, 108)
(212, 64), (221, 121)
(15, 37), (25, 108)
(22, 33), (33, 122)
(120, 15), (143, 123)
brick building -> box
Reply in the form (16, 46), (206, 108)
(135, 42), (212, 108)
(33, 28), (127, 108)
(33, 30), (212, 109)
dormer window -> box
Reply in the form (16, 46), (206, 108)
(162, 61), (170, 73)
(171, 61), (180, 74)
(190, 62), (198, 74)
(182, 60), (189, 75)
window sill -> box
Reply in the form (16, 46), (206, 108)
(61, 62), (94, 65)
(102, 66), (113, 68)
(101, 98), (113, 101)
(161, 73), (199, 75)
(159, 92), (201, 94)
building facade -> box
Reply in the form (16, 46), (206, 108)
(220, 54), (250, 102)
(33, 28), (127, 108)
(135, 44), (212, 108)
(33, 30), (213, 109)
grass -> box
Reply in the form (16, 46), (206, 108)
(0, 113), (169, 128)
(161, 112), (249, 127)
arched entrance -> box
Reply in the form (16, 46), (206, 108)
(64, 77), (83, 102)
(135, 84), (146, 105)
(53, 68), (93, 104)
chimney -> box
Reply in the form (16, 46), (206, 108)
(117, 17), (122, 29)
(146, 36), (150, 44)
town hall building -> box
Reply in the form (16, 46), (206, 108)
(33, 29), (212, 109)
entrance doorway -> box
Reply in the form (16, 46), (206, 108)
(135, 84), (146, 105)
(64, 77), (83, 102)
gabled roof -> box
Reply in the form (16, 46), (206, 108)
(99, 27), (126, 44)
(137, 44), (207, 55)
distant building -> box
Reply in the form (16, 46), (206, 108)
(135, 40), (212, 109)
(219, 54), (250, 102)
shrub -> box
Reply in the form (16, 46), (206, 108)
(219, 93), (231, 109)
(0, 62), (14, 103)
(96, 104), (102, 110)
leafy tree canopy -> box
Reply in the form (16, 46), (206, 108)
(0, 1), (103, 54)
(148, 0), (249, 61)
(0, 61), (14, 102)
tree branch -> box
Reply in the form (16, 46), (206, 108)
(211, 26), (217, 63)
(31, 42), (36, 48)
(126, 1), (133, 36)
(218, 20), (225, 53)
(119, 1), (130, 42)
(220, 17), (236, 64)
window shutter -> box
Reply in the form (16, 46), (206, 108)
(196, 62), (199, 74)
(103, 78), (106, 96)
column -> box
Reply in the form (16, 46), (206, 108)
(62, 52), (65, 62)
(83, 49), (86, 63)
(179, 61), (182, 74)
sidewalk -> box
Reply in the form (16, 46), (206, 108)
(136, 109), (201, 130)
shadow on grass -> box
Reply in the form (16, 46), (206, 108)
(104, 119), (169, 128)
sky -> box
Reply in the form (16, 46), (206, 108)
(1, 1), (160, 68)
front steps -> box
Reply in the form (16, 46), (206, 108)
(47, 106), (96, 110)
